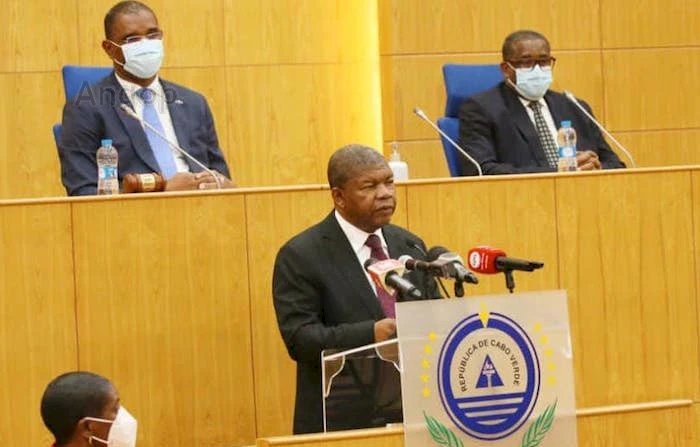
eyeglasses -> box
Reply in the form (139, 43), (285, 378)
(120, 30), (163, 44)
(506, 57), (556, 71)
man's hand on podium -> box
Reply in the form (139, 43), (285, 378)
(374, 318), (396, 342)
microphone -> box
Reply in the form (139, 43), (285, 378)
(426, 246), (479, 284)
(399, 254), (479, 285)
(364, 258), (422, 299)
(412, 107), (483, 176)
(562, 91), (637, 168)
(467, 246), (544, 273)
(119, 103), (223, 189)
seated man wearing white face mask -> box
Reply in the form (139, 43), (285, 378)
(457, 29), (625, 176)
(58, 1), (235, 196)
(40, 371), (137, 447)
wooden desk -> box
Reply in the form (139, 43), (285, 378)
(1, 166), (698, 446)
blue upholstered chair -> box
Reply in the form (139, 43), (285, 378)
(437, 64), (502, 176)
(53, 65), (113, 144)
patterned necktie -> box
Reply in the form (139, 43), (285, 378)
(365, 234), (396, 318)
(137, 88), (178, 179)
(528, 101), (559, 167)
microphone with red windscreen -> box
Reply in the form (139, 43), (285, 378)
(467, 246), (543, 293)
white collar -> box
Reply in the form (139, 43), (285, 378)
(334, 210), (387, 255)
(114, 73), (165, 102)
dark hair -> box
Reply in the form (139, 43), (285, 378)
(104, 1), (157, 40)
(40, 372), (114, 445)
(502, 30), (550, 60)
(327, 144), (388, 188)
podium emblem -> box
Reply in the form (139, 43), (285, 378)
(437, 312), (540, 441)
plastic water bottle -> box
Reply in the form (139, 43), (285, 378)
(388, 141), (409, 181)
(556, 121), (577, 172)
(97, 139), (119, 195)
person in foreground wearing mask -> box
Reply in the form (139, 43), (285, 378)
(457, 29), (625, 175)
(41, 371), (137, 447)
(58, 1), (234, 196)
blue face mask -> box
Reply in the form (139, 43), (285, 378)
(110, 38), (164, 79)
(508, 64), (553, 101)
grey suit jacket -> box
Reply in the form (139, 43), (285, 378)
(272, 212), (440, 434)
(58, 73), (230, 195)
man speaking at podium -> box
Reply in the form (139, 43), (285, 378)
(273, 144), (440, 434)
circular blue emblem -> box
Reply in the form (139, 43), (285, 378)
(438, 313), (540, 441)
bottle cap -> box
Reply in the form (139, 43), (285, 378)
(101, 139), (113, 146)
(560, 120), (572, 128)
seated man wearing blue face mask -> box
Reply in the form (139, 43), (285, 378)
(457, 30), (625, 176)
(41, 371), (137, 447)
(58, 0), (234, 196)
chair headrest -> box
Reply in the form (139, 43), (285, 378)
(443, 64), (503, 117)
(62, 65), (114, 101)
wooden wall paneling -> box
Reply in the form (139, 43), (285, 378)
(601, 0), (700, 48)
(694, 171), (700, 401)
(576, 404), (699, 446)
(159, 67), (231, 176)
(378, 0), (601, 55)
(603, 48), (700, 132)
(226, 63), (382, 188)
(246, 189), (332, 437)
(72, 194), (255, 447)
(613, 130), (700, 168)
(257, 427), (403, 447)
(0, 0), (79, 72)
(223, 0), (379, 65)
(76, 0), (226, 67)
(556, 171), (699, 407)
(0, 202), (77, 446)
(381, 52), (603, 142)
(0, 72), (66, 199)
(383, 140), (450, 180)
(404, 177), (559, 295)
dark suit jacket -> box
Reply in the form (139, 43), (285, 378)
(58, 73), (230, 196)
(272, 212), (440, 434)
(457, 82), (625, 175)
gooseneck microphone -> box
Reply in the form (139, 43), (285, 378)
(412, 107), (483, 176)
(364, 258), (422, 299)
(119, 103), (223, 189)
(562, 91), (637, 168)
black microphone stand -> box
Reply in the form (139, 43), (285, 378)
(504, 270), (516, 294)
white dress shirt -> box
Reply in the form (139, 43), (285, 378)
(334, 210), (389, 295)
(115, 74), (190, 173)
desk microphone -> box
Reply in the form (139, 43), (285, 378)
(562, 91), (637, 168)
(412, 107), (483, 176)
(119, 103), (222, 189)
(467, 246), (543, 273)
(364, 258), (422, 299)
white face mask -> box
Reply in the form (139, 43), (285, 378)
(507, 64), (553, 101)
(85, 406), (138, 447)
(110, 38), (164, 79)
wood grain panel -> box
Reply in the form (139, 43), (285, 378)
(0, 202), (77, 446)
(159, 67), (231, 175)
(247, 185), (408, 437)
(382, 52), (604, 141)
(224, 0), (379, 65)
(556, 171), (698, 407)
(72, 193), (255, 447)
(383, 140), (450, 180)
(226, 63), (382, 187)
(694, 171), (700, 400)
(601, 0), (700, 48)
(257, 427), (403, 447)
(378, 0), (601, 55)
(614, 129), (700, 168)
(0, 0), (79, 72)
(0, 72), (65, 199)
(577, 404), (699, 446)
(76, 0), (225, 67)
(603, 49), (700, 131)
(405, 177), (559, 295)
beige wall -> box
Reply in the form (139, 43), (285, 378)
(379, 0), (700, 178)
(1, 1), (699, 199)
